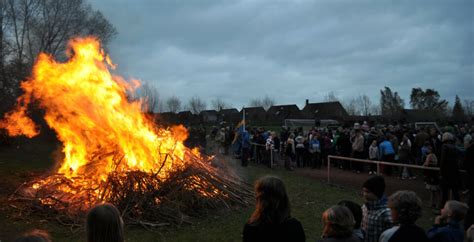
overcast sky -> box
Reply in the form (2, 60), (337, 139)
(89, 0), (473, 110)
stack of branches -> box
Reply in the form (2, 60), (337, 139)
(9, 149), (254, 232)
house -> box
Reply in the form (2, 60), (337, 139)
(302, 101), (349, 121)
(177, 111), (197, 125)
(200, 110), (219, 123)
(241, 106), (266, 126)
(266, 104), (302, 125)
(218, 108), (240, 124)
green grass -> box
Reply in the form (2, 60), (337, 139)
(0, 140), (435, 241)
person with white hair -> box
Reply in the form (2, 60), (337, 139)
(439, 132), (461, 208)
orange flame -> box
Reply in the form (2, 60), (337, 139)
(1, 37), (192, 186)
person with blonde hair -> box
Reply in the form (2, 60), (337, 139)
(379, 190), (427, 242)
(319, 205), (360, 242)
(243, 176), (305, 242)
(427, 200), (469, 242)
(86, 203), (124, 242)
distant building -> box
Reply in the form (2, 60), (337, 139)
(218, 108), (240, 124)
(200, 110), (219, 123)
(266, 104), (302, 125)
(302, 101), (349, 121)
(241, 106), (266, 125)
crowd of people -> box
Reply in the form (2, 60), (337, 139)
(242, 175), (473, 242)
(230, 122), (473, 211)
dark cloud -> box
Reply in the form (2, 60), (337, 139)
(90, 0), (473, 109)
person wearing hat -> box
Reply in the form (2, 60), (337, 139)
(361, 176), (393, 242)
(439, 132), (461, 209)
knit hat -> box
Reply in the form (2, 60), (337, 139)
(363, 176), (385, 198)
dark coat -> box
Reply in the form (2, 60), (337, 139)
(318, 234), (361, 242)
(439, 143), (460, 186)
(243, 217), (305, 242)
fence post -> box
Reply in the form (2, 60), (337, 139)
(270, 148), (274, 168)
(327, 156), (331, 184)
(253, 144), (257, 163)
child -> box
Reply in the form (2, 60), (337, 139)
(368, 140), (378, 175)
(423, 145), (440, 209)
(86, 203), (124, 242)
(427, 200), (469, 242)
(361, 176), (393, 242)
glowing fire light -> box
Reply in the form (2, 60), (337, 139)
(0, 37), (208, 201)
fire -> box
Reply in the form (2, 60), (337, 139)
(1, 37), (203, 201)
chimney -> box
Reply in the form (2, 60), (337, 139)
(305, 99), (309, 106)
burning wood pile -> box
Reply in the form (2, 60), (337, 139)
(1, 37), (253, 229)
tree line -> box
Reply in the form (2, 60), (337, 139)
(139, 84), (473, 121)
(0, 0), (116, 114)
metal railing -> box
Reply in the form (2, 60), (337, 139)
(326, 155), (466, 184)
(249, 142), (276, 168)
(327, 155), (438, 184)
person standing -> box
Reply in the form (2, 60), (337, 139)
(379, 190), (428, 242)
(285, 134), (296, 170)
(398, 134), (414, 179)
(351, 128), (365, 173)
(439, 132), (461, 207)
(241, 129), (251, 167)
(368, 140), (378, 175)
(379, 135), (395, 176)
(243, 176), (305, 242)
(309, 131), (322, 169)
(361, 176), (392, 242)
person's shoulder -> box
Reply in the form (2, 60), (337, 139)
(284, 217), (303, 226)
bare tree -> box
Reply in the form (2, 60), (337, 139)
(138, 83), (161, 113)
(6, 0), (116, 65)
(249, 95), (275, 110)
(211, 97), (229, 111)
(166, 96), (181, 113)
(356, 94), (372, 116)
(187, 96), (206, 114)
(0, 0), (116, 114)
(370, 104), (381, 115)
(324, 91), (339, 102)
(343, 98), (358, 116)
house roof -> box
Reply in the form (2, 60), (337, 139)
(200, 110), (218, 115)
(267, 104), (302, 119)
(302, 101), (348, 119)
(218, 108), (239, 115)
(241, 106), (266, 114)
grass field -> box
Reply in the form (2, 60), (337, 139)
(0, 139), (435, 241)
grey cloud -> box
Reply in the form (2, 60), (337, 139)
(90, 0), (473, 109)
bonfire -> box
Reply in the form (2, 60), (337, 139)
(0, 37), (252, 229)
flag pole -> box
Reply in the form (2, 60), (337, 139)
(242, 106), (245, 131)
